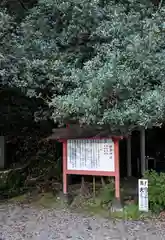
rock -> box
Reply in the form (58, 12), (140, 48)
(87, 225), (92, 230)
(58, 192), (73, 206)
(110, 198), (123, 212)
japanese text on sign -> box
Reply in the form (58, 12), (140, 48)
(67, 139), (115, 172)
(138, 179), (148, 212)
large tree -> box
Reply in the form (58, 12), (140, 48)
(2, 0), (165, 132)
(0, 10), (16, 85)
(0, 8), (50, 135)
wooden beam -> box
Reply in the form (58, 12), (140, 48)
(127, 135), (132, 177)
(140, 128), (146, 176)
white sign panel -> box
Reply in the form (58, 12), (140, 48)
(67, 139), (115, 172)
(138, 179), (149, 212)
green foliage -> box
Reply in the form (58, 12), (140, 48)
(0, 10), (17, 86)
(0, 167), (27, 198)
(144, 170), (165, 212)
(50, 0), (165, 129)
(0, 138), (62, 199)
(123, 204), (140, 219)
(7, 0), (165, 131)
(1, 0), (165, 131)
(111, 204), (141, 220)
(98, 182), (115, 204)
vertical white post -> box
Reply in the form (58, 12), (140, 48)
(140, 128), (145, 176)
(127, 135), (132, 177)
(0, 136), (5, 169)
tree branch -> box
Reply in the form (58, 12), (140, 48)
(17, 0), (28, 10)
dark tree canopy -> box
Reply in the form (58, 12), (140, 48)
(1, 0), (165, 133)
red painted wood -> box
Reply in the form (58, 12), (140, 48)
(63, 140), (67, 194)
(114, 140), (120, 199)
(66, 170), (116, 176)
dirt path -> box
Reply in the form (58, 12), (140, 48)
(0, 203), (164, 239)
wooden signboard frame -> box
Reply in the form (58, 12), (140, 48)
(61, 137), (120, 199)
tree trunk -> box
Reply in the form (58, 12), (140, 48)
(140, 128), (146, 176)
(101, 176), (105, 187)
(127, 135), (132, 177)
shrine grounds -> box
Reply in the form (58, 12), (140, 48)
(0, 185), (163, 240)
(0, 202), (164, 240)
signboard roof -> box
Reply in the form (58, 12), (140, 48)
(47, 124), (122, 140)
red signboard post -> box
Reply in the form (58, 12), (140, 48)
(62, 137), (120, 200)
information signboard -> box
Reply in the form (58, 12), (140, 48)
(62, 137), (120, 199)
(67, 139), (115, 172)
(138, 179), (149, 212)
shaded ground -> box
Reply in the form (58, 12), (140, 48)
(0, 202), (165, 240)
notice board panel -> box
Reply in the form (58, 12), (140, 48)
(67, 139), (115, 172)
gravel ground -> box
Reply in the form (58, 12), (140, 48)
(0, 203), (165, 240)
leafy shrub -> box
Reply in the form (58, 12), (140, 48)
(144, 170), (165, 212)
(98, 181), (115, 205)
(0, 167), (27, 198)
(111, 204), (141, 220)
